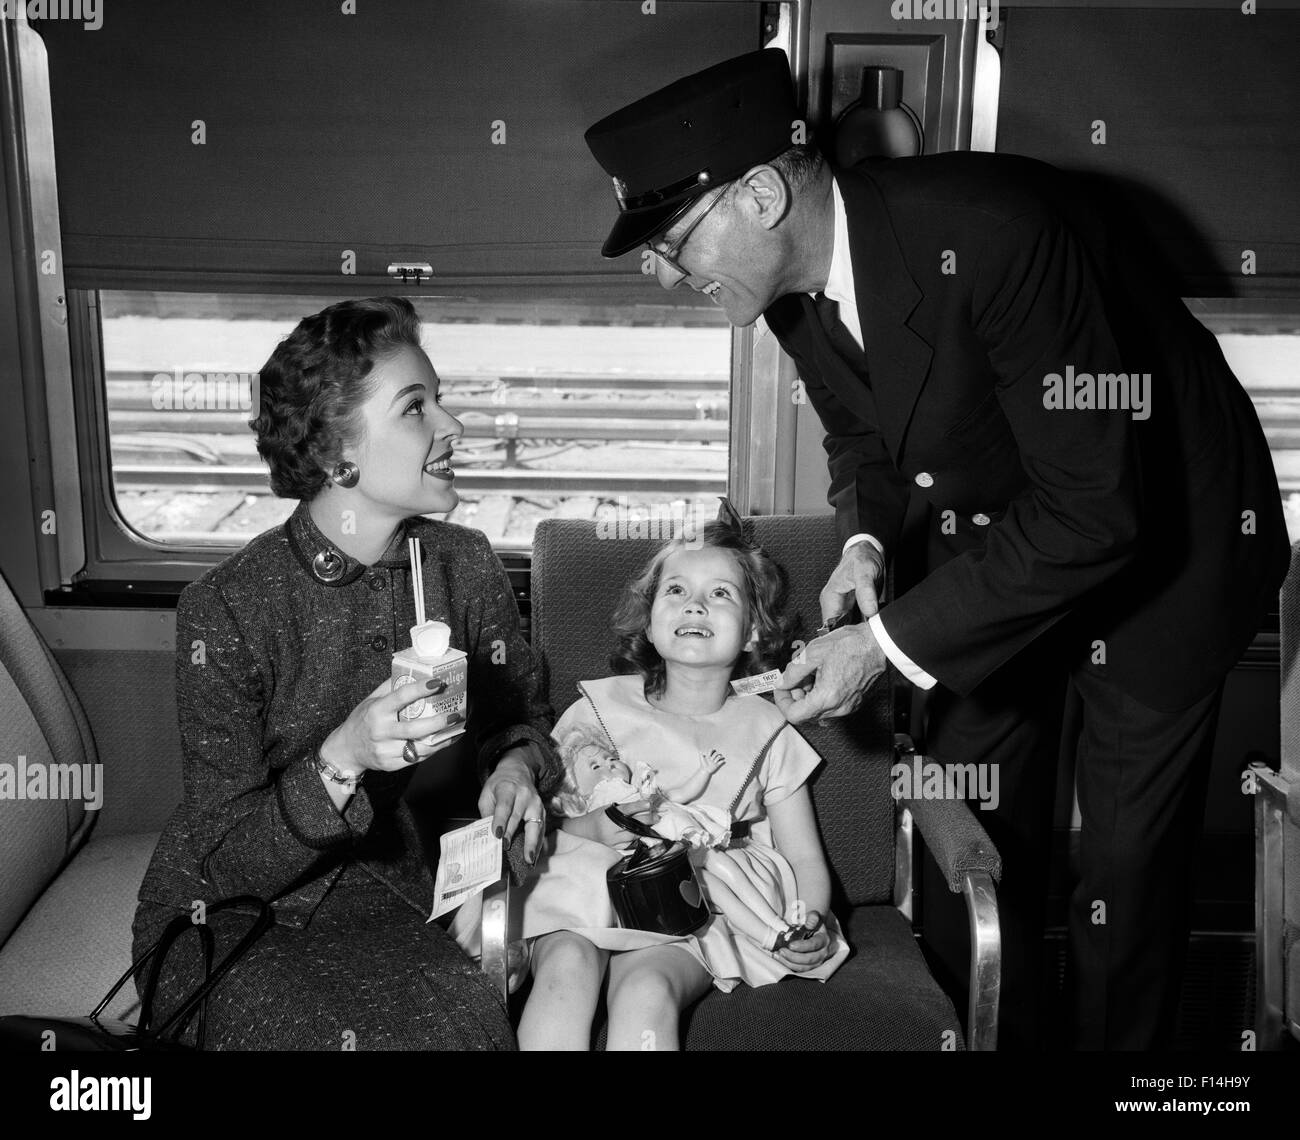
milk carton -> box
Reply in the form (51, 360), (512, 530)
(391, 621), (468, 749)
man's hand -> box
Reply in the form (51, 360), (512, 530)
(774, 623), (887, 724)
(819, 541), (885, 628)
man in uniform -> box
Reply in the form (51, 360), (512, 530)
(583, 49), (1289, 1049)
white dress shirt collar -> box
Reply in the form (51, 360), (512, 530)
(818, 178), (864, 350)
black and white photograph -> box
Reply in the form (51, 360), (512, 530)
(0, 0), (1296, 1121)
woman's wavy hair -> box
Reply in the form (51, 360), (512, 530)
(249, 296), (423, 500)
(609, 522), (794, 699)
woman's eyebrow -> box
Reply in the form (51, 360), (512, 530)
(388, 382), (425, 407)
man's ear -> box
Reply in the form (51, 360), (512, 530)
(736, 164), (791, 231)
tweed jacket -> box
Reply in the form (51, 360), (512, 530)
(136, 501), (560, 929)
(765, 153), (1288, 710)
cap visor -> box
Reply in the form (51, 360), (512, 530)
(599, 198), (694, 259)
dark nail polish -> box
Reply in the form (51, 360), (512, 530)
(495, 826), (504, 839)
(425, 679), (447, 693)
(446, 712), (463, 724)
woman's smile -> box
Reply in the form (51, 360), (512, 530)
(424, 446), (455, 480)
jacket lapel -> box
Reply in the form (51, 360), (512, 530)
(836, 170), (933, 462)
(784, 293), (880, 423)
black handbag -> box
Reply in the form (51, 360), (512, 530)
(0, 895), (273, 1052)
(604, 805), (712, 936)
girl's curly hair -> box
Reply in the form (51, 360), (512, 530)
(249, 296), (423, 500)
(609, 521), (794, 699)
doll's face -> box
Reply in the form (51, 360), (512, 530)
(570, 746), (631, 797)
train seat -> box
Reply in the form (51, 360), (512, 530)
(0, 569), (154, 1022)
(1256, 541), (1300, 1048)
(531, 514), (1004, 1050)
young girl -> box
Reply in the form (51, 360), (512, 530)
(515, 520), (849, 1050)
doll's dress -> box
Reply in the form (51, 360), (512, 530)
(453, 675), (849, 991)
(576, 761), (732, 848)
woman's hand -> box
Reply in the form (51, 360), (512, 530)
(479, 746), (546, 863)
(776, 910), (833, 972)
(319, 678), (463, 779)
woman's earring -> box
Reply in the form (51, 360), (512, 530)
(331, 461), (360, 488)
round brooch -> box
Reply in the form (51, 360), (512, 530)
(311, 549), (345, 583)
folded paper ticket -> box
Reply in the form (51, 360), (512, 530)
(429, 817), (503, 921)
(730, 669), (782, 696)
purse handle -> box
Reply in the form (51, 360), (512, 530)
(146, 895), (274, 1046)
(604, 803), (663, 840)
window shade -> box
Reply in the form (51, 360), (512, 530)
(996, 7), (1299, 296)
(33, 0), (765, 288)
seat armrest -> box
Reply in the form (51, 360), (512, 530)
(893, 735), (1002, 891)
(1252, 760), (1291, 1049)
(963, 870), (1000, 1051)
(892, 735), (1002, 1049)
(479, 873), (511, 1003)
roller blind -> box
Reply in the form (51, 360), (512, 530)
(996, 7), (1300, 296)
(33, 0), (766, 288)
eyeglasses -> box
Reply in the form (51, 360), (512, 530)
(646, 187), (727, 286)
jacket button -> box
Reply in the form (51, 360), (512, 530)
(371, 635), (388, 652)
(369, 575), (386, 591)
(914, 472), (934, 488)
(972, 513), (991, 526)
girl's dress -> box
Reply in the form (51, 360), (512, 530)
(455, 674), (850, 991)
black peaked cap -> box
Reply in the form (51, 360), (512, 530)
(584, 49), (799, 257)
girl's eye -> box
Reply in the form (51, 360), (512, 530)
(404, 398), (424, 416)
(712, 586), (735, 599)
(664, 583), (683, 595)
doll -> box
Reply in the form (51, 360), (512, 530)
(551, 724), (820, 951)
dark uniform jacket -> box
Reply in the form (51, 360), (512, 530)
(136, 502), (560, 929)
(764, 153), (1289, 711)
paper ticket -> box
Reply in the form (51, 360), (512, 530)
(730, 668), (782, 696)
(429, 817), (503, 920)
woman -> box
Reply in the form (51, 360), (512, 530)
(132, 296), (559, 1050)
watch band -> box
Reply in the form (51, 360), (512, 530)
(314, 746), (362, 786)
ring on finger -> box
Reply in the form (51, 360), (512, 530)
(402, 739), (420, 764)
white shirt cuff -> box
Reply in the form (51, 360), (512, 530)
(869, 613), (937, 690)
(843, 533), (884, 557)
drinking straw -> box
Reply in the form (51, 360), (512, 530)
(408, 537), (425, 627)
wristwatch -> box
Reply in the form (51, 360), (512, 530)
(314, 746), (363, 786)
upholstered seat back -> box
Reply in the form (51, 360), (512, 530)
(0, 570), (98, 946)
(532, 514), (896, 908)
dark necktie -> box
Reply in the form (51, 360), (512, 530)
(813, 292), (869, 376)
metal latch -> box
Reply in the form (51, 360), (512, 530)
(387, 262), (433, 285)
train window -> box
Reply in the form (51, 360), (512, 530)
(98, 290), (732, 554)
(1186, 300), (1300, 543)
